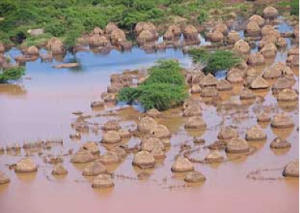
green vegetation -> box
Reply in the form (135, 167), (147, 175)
(118, 83), (187, 111)
(0, 0), (224, 47)
(197, 10), (208, 24)
(143, 60), (184, 85)
(290, 0), (299, 16)
(117, 60), (187, 111)
(280, 0), (299, 16)
(0, 66), (25, 83)
(22, 33), (53, 47)
(188, 48), (241, 75)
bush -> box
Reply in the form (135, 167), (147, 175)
(63, 21), (86, 49)
(171, 5), (187, 17)
(143, 60), (184, 85)
(197, 10), (208, 24)
(117, 60), (187, 111)
(133, 0), (156, 11)
(23, 33), (53, 47)
(290, 0), (299, 16)
(147, 8), (164, 20)
(0, 31), (13, 45)
(188, 48), (241, 75)
(0, 1), (16, 16)
(0, 66), (25, 83)
(45, 21), (66, 37)
(118, 83), (187, 111)
(119, 9), (147, 30)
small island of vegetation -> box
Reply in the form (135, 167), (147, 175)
(118, 60), (188, 111)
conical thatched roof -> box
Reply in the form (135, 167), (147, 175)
(105, 23), (119, 35)
(216, 79), (233, 91)
(250, 75), (269, 89)
(135, 22), (157, 35)
(200, 73), (218, 87)
(93, 27), (104, 35)
(249, 15), (265, 27)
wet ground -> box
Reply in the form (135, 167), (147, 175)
(0, 17), (299, 213)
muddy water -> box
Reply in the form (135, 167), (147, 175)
(0, 21), (299, 213)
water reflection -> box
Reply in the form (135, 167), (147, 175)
(0, 84), (26, 96)
(271, 147), (291, 155)
(15, 172), (37, 182)
(271, 127), (294, 139)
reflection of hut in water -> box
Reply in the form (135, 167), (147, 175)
(218, 90), (234, 102)
(132, 164), (154, 179)
(251, 88), (270, 98)
(225, 152), (248, 164)
(271, 127), (294, 139)
(270, 147), (291, 156)
(53, 54), (65, 62)
(184, 128), (206, 138)
(150, 108), (184, 134)
(246, 140), (266, 150)
(15, 172), (37, 182)
(278, 102), (298, 112)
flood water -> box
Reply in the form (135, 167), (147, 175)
(0, 18), (299, 213)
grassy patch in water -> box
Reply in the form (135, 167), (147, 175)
(0, 66), (25, 83)
(143, 59), (184, 85)
(188, 48), (242, 75)
(117, 60), (187, 111)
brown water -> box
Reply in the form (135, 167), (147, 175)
(0, 20), (299, 213)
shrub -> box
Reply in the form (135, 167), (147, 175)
(0, 31), (13, 45)
(290, 0), (299, 16)
(133, 0), (156, 11)
(143, 60), (184, 85)
(119, 9), (148, 30)
(45, 21), (66, 37)
(118, 83), (187, 111)
(117, 60), (187, 111)
(23, 33), (53, 47)
(171, 5), (186, 17)
(0, 66), (25, 83)
(188, 48), (241, 75)
(147, 8), (164, 20)
(197, 10), (208, 24)
(63, 21), (85, 49)
(0, 1), (16, 16)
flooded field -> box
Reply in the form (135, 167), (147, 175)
(0, 8), (299, 213)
